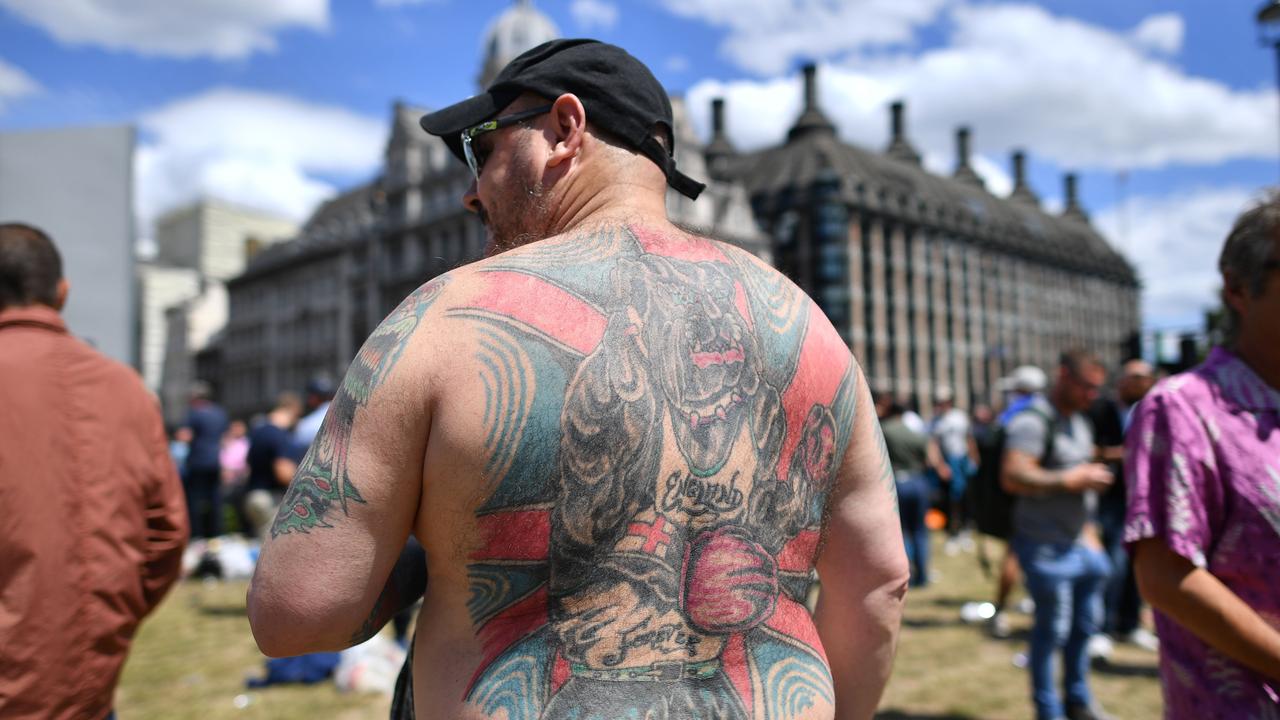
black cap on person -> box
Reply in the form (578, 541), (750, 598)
(419, 39), (706, 200)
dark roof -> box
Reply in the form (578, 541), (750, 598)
(230, 183), (375, 285)
(725, 128), (1138, 286)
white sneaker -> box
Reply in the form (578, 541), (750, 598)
(990, 611), (1011, 639)
(1122, 627), (1159, 652)
(1087, 634), (1114, 661)
(960, 601), (996, 624)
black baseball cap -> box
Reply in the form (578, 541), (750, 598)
(420, 39), (705, 200)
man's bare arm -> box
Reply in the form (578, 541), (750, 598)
(814, 368), (910, 720)
(350, 538), (428, 645)
(1001, 449), (1112, 497)
(247, 277), (448, 657)
(926, 437), (951, 482)
(1133, 538), (1280, 682)
(273, 457), (297, 486)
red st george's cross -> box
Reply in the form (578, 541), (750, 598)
(627, 515), (673, 555)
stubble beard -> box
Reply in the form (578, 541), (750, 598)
(481, 162), (554, 258)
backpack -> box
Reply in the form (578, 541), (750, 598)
(970, 407), (1055, 540)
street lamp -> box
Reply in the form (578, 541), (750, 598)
(1258, 1), (1280, 175)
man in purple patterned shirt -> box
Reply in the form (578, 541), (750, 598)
(1125, 194), (1280, 719)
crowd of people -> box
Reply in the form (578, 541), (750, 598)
(2, 38), (1278, 720)
(878, 352), (1160, 720)
(166, 379), (333, 541)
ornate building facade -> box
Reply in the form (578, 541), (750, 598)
(220, 4), (1138, 420)
(219, 1), (763, 418)
(708, 65), (1139, 414)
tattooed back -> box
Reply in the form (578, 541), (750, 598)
(409, 224), (861, 720)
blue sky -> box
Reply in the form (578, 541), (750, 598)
(0, 0), (1274, 333)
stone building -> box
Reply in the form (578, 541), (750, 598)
(139, 198), (295, 423)
(708, 65), (1140, 413)
(0, 125), (135, 365)
(219, 0), (763, 419)
(222, 186), (377, 418)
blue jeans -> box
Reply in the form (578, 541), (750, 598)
(184, 468), (223, 539)
(1013, 537), (1111, 720)
(896, 472), (931, 587)
(1099, 496), (1141, 636)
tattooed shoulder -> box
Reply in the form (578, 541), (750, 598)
(270, 275), (451, 537)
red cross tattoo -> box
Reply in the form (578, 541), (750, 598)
(627, 515), (673, 555)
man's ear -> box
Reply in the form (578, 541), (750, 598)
(546, 93), (586, 170)
(53, 277), (69, 311)
(1221, 273), (1248, 317)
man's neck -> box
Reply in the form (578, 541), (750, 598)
(1049, 388), (1073, 418)
(546, 168), (670, 238)
(1233, 334), (1280, 391)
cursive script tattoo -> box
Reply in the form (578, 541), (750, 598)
(661, 470), (745, 516)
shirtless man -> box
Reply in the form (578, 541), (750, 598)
(248, 39), (909, 720)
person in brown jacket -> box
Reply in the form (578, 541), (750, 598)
(0, 222), (189, 719)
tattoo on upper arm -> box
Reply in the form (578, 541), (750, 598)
(351, 585), (392, 645)
(270, 276), (449, 537)
(446, 229), (860, 718)
(871, 416), (900, 513)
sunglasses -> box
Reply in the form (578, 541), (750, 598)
(460, 105), (554, 182)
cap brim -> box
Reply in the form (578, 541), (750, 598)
(419, 92), (504, 164)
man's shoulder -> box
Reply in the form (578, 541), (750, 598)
(251, 422), (287, 442)
(67, 338), (152, 404)
(1005, 400), (1051, 436)
(68, 343), (161, 430)
(457, 226), (802, 305)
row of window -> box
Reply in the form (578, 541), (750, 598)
(850, 217), (1133, 406)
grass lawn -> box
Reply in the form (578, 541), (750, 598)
(118, 533), (1162, 719)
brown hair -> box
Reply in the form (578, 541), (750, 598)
(0, 223), (62, 311)
(1219, 192), (1280, 346)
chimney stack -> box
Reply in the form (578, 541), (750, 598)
(704, 96), (736, 180)
(1009, 149), (1039, 205)
(802, 63), (818, 111)
(787, 62), (836, 142)
(1062, 172), (1089, 221)
(953, 126), (984, 188)
(885, 100), (921, 166)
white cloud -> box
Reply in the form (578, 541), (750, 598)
(136, 88), (386, 235)
(570, 0), (618, 31)
(659, 0), (951, 76)
(0, 57), (39, 112)
(1096, 187), (1259, 329)
(1130, 13), (1184, 55)
(666, 55), (691, 74)
(684, 3), (1275, 176)
(0, 0), (328, 60)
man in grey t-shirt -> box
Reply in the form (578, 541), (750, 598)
(1001, 350), (1115, 720)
